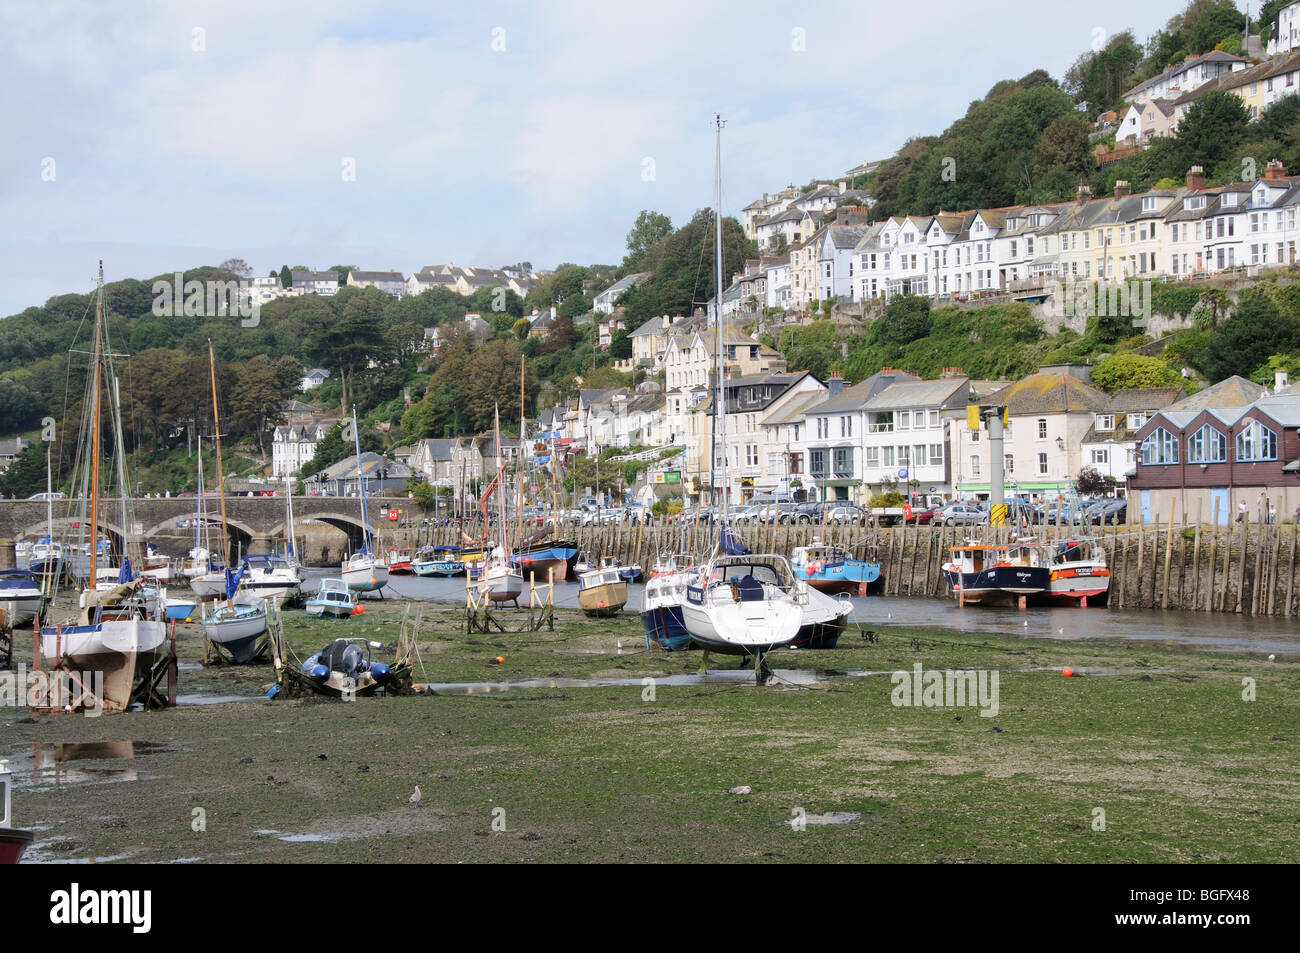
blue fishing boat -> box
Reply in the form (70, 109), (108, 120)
(413, 545), (464, 577)
(640, 553), (697, 651)
(509, 538), (578, 582)
(790, 541), (882, 595)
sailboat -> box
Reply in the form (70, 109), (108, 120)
(187, 438), (227, 595)
(198, 341), (269, 663)
(231, 481), (304, 602)
(477, 405), (523, 604)
(680, 117), (805, 668)
(37, 262), (168, 713)
(340, 407), (389, 595)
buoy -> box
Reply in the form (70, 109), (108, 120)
(805, 566), (815, 576)
(354, 604), (366, 615)
(495, 656), (504, 664)
(1063, 667), (1074, 677)
(524, 556), (532, 565)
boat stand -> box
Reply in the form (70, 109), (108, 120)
(132, 621), (178, 710)
(464, 574), (554, 635)
(202, 632), (269, 666)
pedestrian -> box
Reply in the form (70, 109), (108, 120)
(1268, 503), (1277, 524)
(1237, 499), (1247, 523)
(1295, 503), (1300, 525)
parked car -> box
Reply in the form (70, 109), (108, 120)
(727, 504), (761, 524)
(935, 502), (984, 526)
(1084, 498), (1127, 525)
(756, 501), (798, 524)
(27, 491), (67, 501)
(827, 503), (867, 525)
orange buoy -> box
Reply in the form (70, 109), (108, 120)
(1063, 666), (1074, 677)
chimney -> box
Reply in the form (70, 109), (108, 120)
(828, 371), (844, 398)
(1076, 183), (1092, 204)
(1114, 179), (1131, 198)
(941, 366), (967, 379)
(1265, 159), (1287, 181)
(1276, 369), (1291, 391)
(1186, 165), (1206, 191)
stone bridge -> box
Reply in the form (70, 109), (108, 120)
(0, 496), (423, 566)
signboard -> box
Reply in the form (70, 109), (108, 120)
(897, 468), (908, 479)
(741, 477), (753, 488)
(655, 470), (682, 485)
(132, 522), (143, 535)
(387, 509), (399, 522)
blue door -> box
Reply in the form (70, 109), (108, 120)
(1210, 488), (1229, 525)
(1140, 490), (1152, 524)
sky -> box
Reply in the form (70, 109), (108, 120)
(0, 0), (1182, 316)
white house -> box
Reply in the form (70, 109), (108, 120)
(291, 269), (339, 296)
(593, 273), (648, 314)
(347, 269), (406, 297)
(1269, 1), (1300, 55)
(300, 367), (330, 391)
(272, 422), (329, 478)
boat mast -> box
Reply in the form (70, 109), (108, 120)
(517, 356), (525, 547)
(351, 405), (371, 555)
(495, 404), (509, 561)
(712, 113), (726, 549)
(207, 341), (233, 608)
(88, 262), (104, 586)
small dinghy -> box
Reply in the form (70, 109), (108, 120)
(201, 599), (269, 664)
(1, 759), (34, 865)
(305, 578), (356, 618)
(298, 638), (399, 696)
(413, 545), (464, 576)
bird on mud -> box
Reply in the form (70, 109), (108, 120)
(409, 786), (422, 805)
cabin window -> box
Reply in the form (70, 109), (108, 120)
(1235, 420), (1278, 461)
(1187, 424), (1227, 463)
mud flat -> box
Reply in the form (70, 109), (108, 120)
(3, 598), (1296, 863)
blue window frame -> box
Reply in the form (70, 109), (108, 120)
(1187, 424), (1227, 463)
(1235, 419), (1278, 461)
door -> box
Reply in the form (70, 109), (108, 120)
(1210, 488), (1229, 526)
(1139, 490), (1152, 525)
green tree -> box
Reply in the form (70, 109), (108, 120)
(278, 265), (292, 289)
(609, 328), (632, 359)
(0, 443), (47, 498)
(624, 210), (674, 270)
(1175, 90), (1250, 173)
(1090, 353), (1183, 392)
(871, 296), (933, 348)
(1201, 288), (1300, 381)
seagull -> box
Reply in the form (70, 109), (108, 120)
(409, 786), (421, 805)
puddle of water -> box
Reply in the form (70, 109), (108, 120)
(22, 842), (142, 864)
(416, 668), (894, 694)
(7, 741), (171, 790)
(175, 693), (260, 706)
(785, 811), (862, 827)
(277, 833), (341, 843)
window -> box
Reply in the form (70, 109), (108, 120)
(914, 445), (928, 466)
(897, 410), (911, 431)
(930, 443), (944, 463)
(897, 445), (911, 465)
(928, 409), (940, 428)
(1037, 452), (1049, 475)
(883, 446), (895, 467)
(1004, 453), (1015, 475)
(789, 452), (803, 474)
(833, 448), (852, 476)
(1235, 419), (1278, 461)
(745, 444), (758, 467)
(871, 412), (894, 433)
(1187, 424), (1227, 463)
(1095, 414), (1115, 431)
(1037, 418), (1048, 440)
(1091, 448), (1109, 465)
(1141, 427), (1179, 465)
(969, 454), (981, 477)
(865, 446), (879, 468)
(809, 449), (827, 477)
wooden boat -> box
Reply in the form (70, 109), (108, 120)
(38, 265), (167, 713)
(942, 538), (1051, 609)
(790, 541), (881, 595)
(1041, 537), (1110, 607)
(306, 578), (356, 618)
(577, 566), (628, 617)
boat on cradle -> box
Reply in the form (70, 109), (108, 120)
(1040, 537), (1110, 607)
(386, 547), (414, 575)
(298, 638), (400, 696)
(305, 578), (357, 618)
(941, 538), (1051, 609)
(413, 545), (463, 576)
(164, 595), (198, 622)
(577, 565), (628, 617)
(200, 594), (269, 664)
(0, 569), (43, 627)
(682, 554), (806, 657)
(1, 759), (34, 864)
(790, 541), (881, 595)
